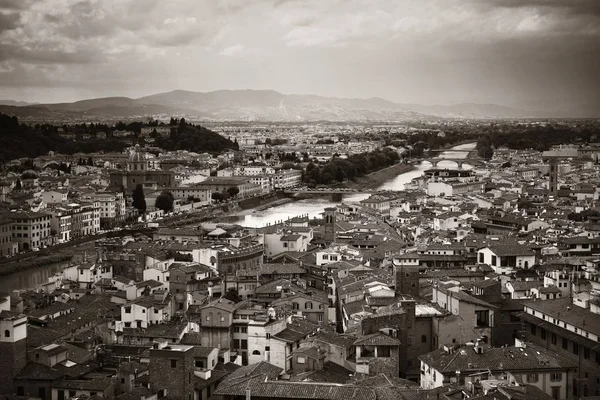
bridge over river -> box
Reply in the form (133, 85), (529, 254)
(283, 187), (381, 201)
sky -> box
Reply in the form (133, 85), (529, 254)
(0, 0), (599, 114)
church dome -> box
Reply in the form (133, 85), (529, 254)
(129, 145), (147, 163)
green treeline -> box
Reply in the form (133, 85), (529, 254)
(0, 114), (237, 163)
(304, 148), (400, 185)
(155, 119), (239, 153)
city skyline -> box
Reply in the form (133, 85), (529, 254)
(0, 0), (599, 115)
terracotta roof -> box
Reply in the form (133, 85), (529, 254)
(419, 342), (576, 374)
(14, 362), (64, 381)
(216, 377), (377, 399)
(353, 332), (401, 346)
(522, 297), (600, 336)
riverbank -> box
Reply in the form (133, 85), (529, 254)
(341, 162), (415, 190)
(0, 253), (74, 277)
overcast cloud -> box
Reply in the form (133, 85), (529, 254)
(0, 0), (598, 114)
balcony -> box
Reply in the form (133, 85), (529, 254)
(194, 368), (212, 380)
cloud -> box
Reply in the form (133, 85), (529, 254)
(276, 0), (600, 48)
(219, 44), (245, 56)
(0, 12), (19, 32)
(0, 0), (32, 11)
(0, 0), (597, 113)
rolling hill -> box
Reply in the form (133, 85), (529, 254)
(2, 89), (569, 122)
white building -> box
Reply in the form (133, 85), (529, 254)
(477, 244), (536, 275)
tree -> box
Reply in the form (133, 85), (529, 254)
(155, 191), (175, 213)
(132, 184), (146, 213)
(212, 192), (223, 202)
(226, 186), (240, 198)
(223, 288), (241, 303)
(14, 179), (21, 190)
(477, 135), (494, 160)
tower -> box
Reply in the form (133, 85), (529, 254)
(0, 310), (28, 394)
(323, 207), (336, 245)
(548, 158), (558, 195)
(394, 264), (420, 297)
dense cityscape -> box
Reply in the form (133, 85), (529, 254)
(0, 112), (598, 400)
(1, 0), (599, 399)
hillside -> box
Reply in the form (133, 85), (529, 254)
(2, 89), (572, 122)
(0, 114), (237, 162)
(154, 121), (239, 153)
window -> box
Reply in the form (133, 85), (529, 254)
(318, 314), (324, 322)
(379, 346), (391, 357)
(541, 328), (546, 340)
(551, 333), (557, 345)
(527, 373), (538, 383)
(305, 302), (313, 309)
(265, 346), (270, 351)
(241, 327), (247, 333)
(4, 330), (9, 338)
(491, 255), (497, 266)
(171, 359), (177, 368)
(584, 347), (590, 359)
(476, 310), (490, 327)
(125, 307), (131, 314)
(551, 373), (562, 382)
(241, 340), (247, 349)
(266, 333), (271, 339)
(531, 325), (537, 335)
(297, 356), (306, 364)
(573, 343), (579, 355)
(562, 338), (568, 350)
(252, 350), (261, 355)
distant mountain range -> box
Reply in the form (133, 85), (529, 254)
(0, 100), (38, 107)
(0, 90), (589, 122)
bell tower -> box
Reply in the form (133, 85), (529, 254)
(0, 308), (28, 394)
(323, 207), (336, 245)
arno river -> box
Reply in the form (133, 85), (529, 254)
(0, 143), (475, 292)
(230, 142), (476, 228)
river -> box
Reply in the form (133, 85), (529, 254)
(0, 143), (475, 292)
(230, 142), (476, 228)
(0, 261), (69, 293)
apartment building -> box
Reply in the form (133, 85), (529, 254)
(91, 191), (126, 228)
(68, 202), (100, 239)
(0, 217), (16, 257)
(9, 211), (52, 251)
(47, 207), (72, 243)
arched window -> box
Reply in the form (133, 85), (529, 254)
(252, 350), (261, 355)
(305, 302), (313, 310)
(4, 330), (10, 338)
